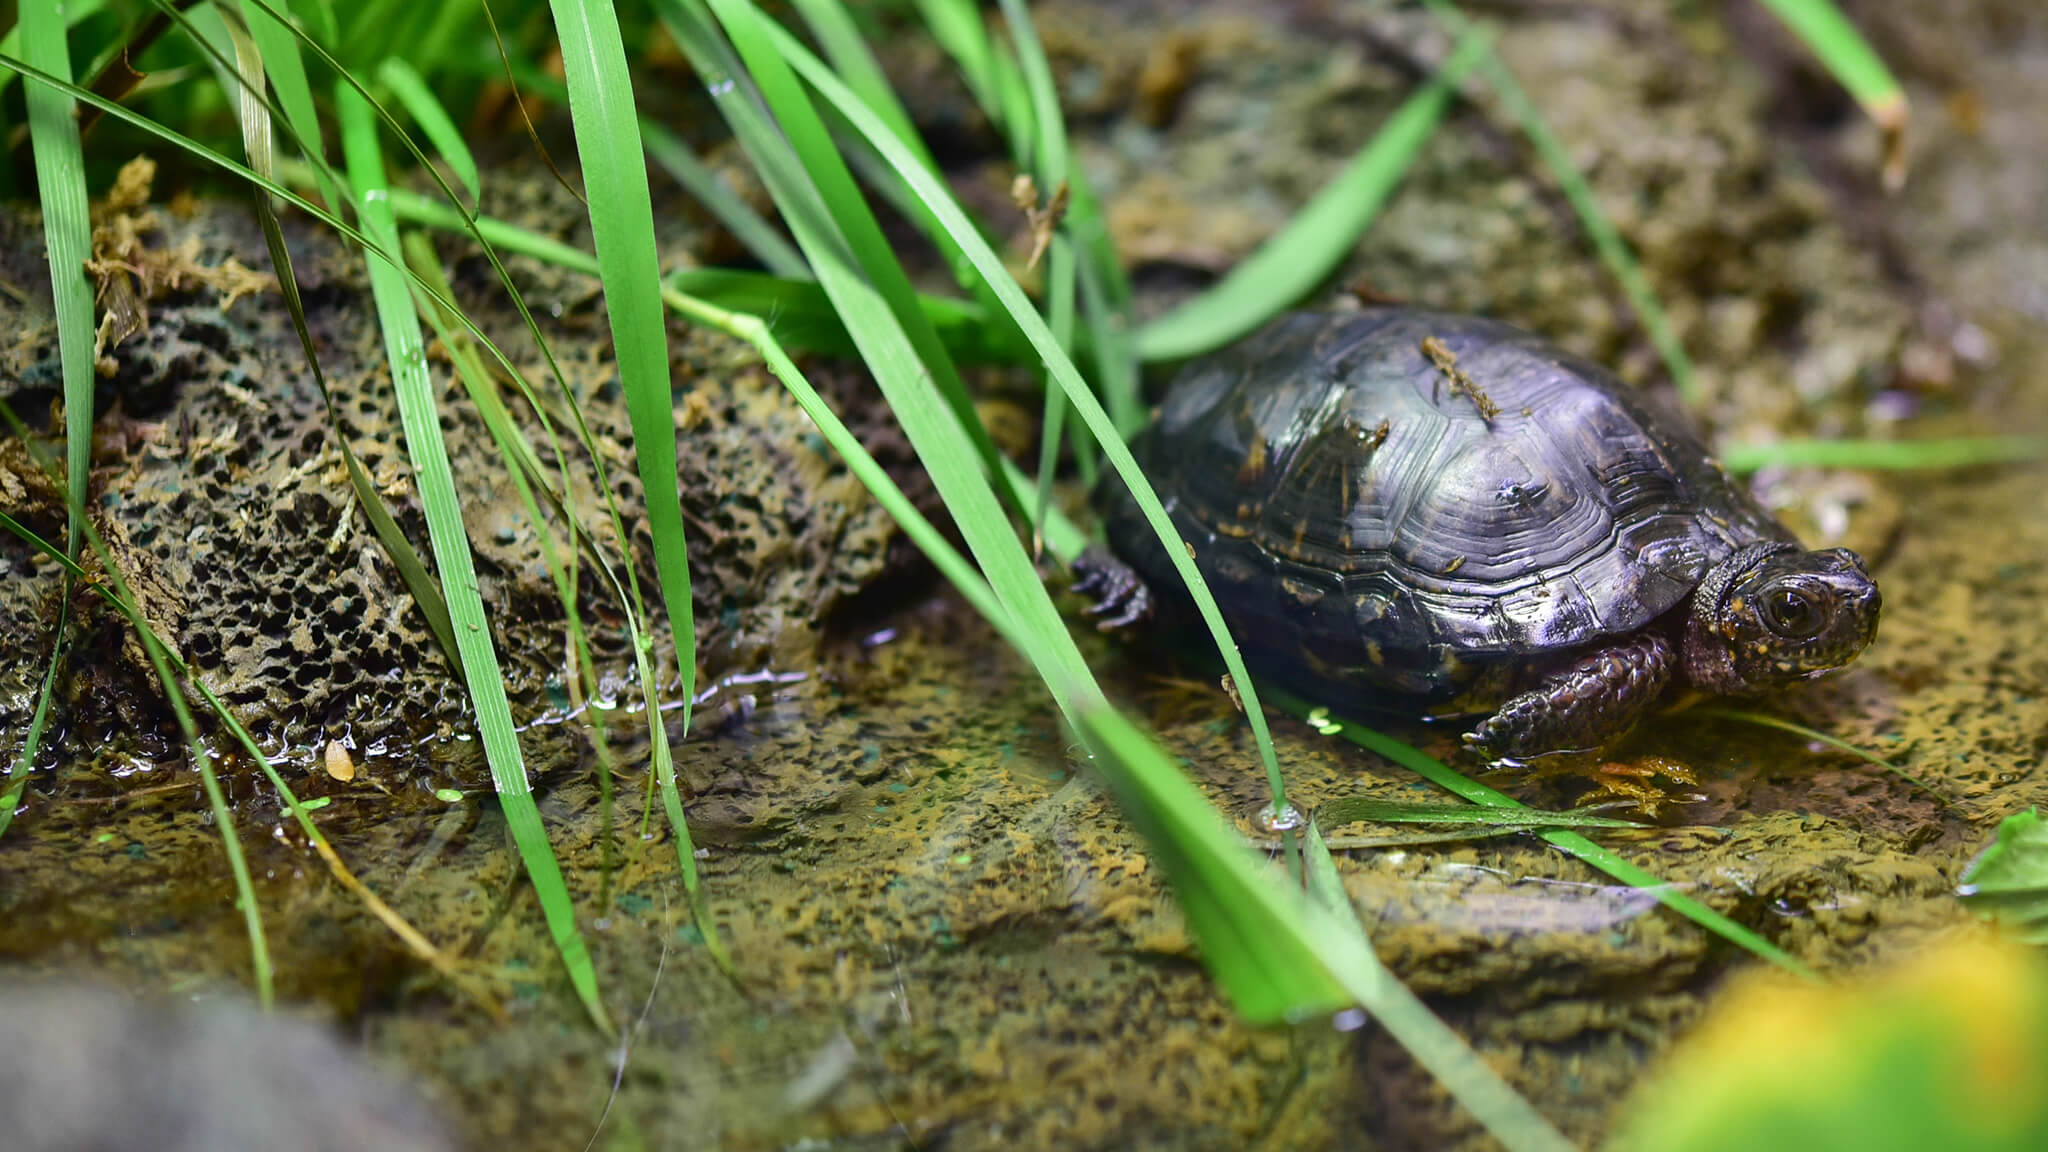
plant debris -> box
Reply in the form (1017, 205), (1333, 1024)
(85, 156), (273, 373)
(1421, 334), (1499, 422)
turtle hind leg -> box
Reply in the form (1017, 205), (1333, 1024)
(1070, 548), (1154, 630)
(1463, 632), (1676, 763)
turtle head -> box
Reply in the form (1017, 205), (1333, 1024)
(1683, 542), (1881, 695)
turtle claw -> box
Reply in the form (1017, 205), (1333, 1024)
(1523, 754), (1699, 817)
(1072, 549), (1153, 631)
(1572, 757), (1701, 817)
(1466, 742), (1699, 817)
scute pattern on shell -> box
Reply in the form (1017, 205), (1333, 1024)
(1103, 310), (1791, 698)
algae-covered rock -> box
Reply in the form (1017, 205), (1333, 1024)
(0, 187), (923, 790)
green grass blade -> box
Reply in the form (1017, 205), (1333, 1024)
(376, 56), (480, 204)
(682, 0), (1028, 524)
(548, 0), (710, 920)
(790, 0), (931, 171)
(1719, 435), (2047, 473)
(1072, 705), (1350, 1020)
(406, 0), (483, 86)
(370, 179), (595, 263)
(1279, 689), (1817, 980)
(744, 10), (1295, 814)
(640, 124), (808, 278)
(992, 0), (1079, 547)
(20, 0), (94, 556)
(1134, 30), (1490, 363)
(1422, 0), (1697, 405)
(794, 0), (1010, 318)
(1301, 821), (1360, 923)
(1301, 822), (1575, 1152)
(994, 0), (1064, 179)
(1293, 827), (1531, 850)
(1754, 0), (1908, 188)
(985, 30), (1035, 166)
(18, 11), (272, 996)
(1316, 796), (1645, 830)
(338, 84), (611, 1033)
(1068, 167), (1142, 441)
(405, 232), (629, 918)
(662, 266), (1026, 361)
(346, 0), (412, 59)
(909, 0), (1002, 136)
(237, 0), (339, 207)
(291, 0), (339, 45)
(685, 0), (1072, 666)
(552, 0), (704, 725)
(189, 5), (469, 676)
(467, 57), (809, 278)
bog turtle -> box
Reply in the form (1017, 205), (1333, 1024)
(1077, 309), (1881, 765)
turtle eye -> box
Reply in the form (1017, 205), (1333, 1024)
(1762, 586), (1826, 640)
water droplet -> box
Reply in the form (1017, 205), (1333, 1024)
(1258, 803), (1304, 833)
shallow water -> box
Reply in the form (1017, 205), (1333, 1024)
(4, 1), (2047, 1149)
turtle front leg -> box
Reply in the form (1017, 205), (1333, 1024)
(1463, 633), (1675, 764)
(1071, 548), (1154, 630)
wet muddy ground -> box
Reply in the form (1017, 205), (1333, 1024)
(2, 1), (2046, 1149)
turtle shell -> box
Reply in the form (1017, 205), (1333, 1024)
(1101, 309), (1793, 700)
